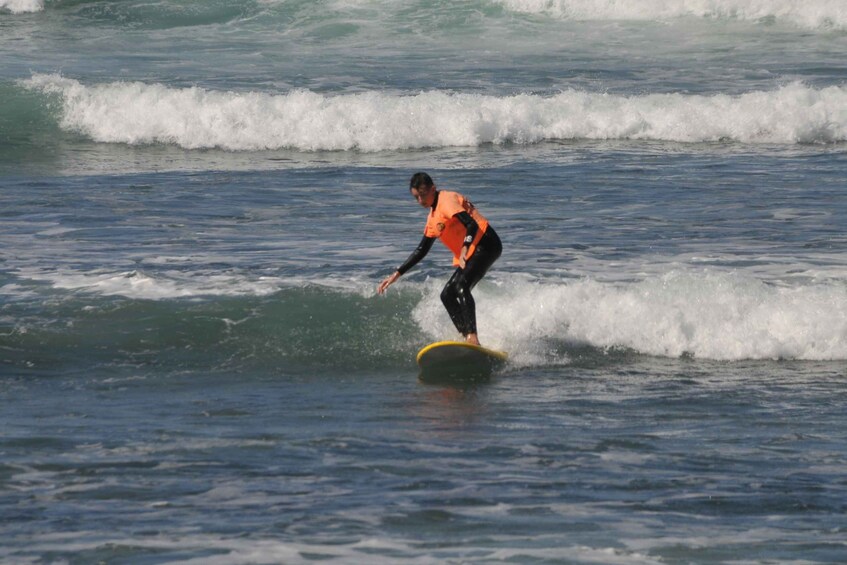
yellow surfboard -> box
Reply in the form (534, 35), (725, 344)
(416, 340), (508, 382)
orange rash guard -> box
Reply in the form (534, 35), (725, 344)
(424, 190), (489, 266)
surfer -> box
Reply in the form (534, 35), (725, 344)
(377, 172), (502, 346)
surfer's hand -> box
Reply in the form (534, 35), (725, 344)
(378, 271), (400, 294)
(458, 247), (468, 269)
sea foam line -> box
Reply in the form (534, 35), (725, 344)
(496, 0), (847, 30)
(12, 267), (376, 301)
(15, 268), (285, 300)
(21, 74), (847, 151)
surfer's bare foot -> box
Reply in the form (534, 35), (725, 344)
(465, 333), (480, 346)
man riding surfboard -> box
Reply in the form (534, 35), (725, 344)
(378, 172), (502, 346)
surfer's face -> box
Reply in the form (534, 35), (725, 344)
(411, 185), (435, 208)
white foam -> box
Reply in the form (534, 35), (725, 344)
(414, 271), (847, 362)
(0, 0), (43, 13)
(21, 74), (847, 151)
(12, 266), (379, 301)
(15, 268), (285, 300)
(497, 0), (847, 30)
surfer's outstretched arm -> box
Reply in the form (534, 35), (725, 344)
(377, 235), (435, 294)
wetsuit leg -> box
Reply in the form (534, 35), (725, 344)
(440, 227), (502, 335)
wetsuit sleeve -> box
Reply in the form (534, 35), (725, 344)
(455, 211), (478, 243)
(396, 235), (436, 275)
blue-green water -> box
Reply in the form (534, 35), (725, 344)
(2, 1), (847, 563)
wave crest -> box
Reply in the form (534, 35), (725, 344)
(0, 0), (43, 14)
(20, 74), (847, 151)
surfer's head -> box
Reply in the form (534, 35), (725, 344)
(409, 171), (436, 208)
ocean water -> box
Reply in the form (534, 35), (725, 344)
(2, 1), (847, 563)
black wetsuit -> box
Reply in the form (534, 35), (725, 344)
(396, 194), (502, 336)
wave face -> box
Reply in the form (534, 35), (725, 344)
(0, 282), (423, 373)
(497, 0), (847, 30)
(18, 74), (847, 152)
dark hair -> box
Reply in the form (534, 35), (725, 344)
(409, 172), (434, 190)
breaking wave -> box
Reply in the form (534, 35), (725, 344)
(18, 74), (847, 152)
(4, 268), (847, 367)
